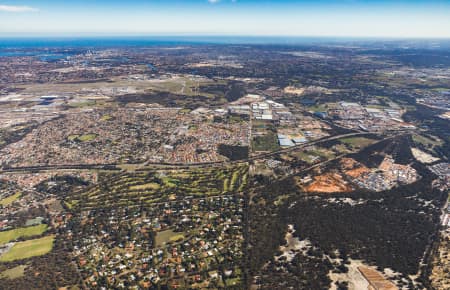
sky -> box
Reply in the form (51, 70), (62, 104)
(0, 0), (450, 38)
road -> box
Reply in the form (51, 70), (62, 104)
(0, 132), (372, 174)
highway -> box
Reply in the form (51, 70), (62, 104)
(0, 132), (373, 174)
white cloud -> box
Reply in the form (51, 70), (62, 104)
(208, 0), (238, 4)
(0, 4), (38, 12)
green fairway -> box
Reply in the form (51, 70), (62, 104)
(67, 165), (248, 210)
(129, 182), (161, 191)
(0, 192), (21, 207)
(0, 235), (54, 262)
(0, 224), (48, 245)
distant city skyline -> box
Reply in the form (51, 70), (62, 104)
(1, 0), (450, 38)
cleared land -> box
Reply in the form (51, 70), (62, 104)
(358, 266), (398, 290)
(0, 224), (48, 245)
(304, 173), (353, 193)
(0, 235), (54, 262)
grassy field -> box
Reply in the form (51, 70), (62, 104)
(306, 104), (328, 112)
(129, 182), (161, 191)
(225, 278), (241, 287)
(0, 192), (21, 207)
(252, 120), (271, 129)
(290, 147), (336, 164)
(0, 235), (54, 262)
(100, 114), (113, 121)
(0, 224), (48, 245)
(68, 134), (97, 142)
(0, 265), (26, 280)
(413, 134), (443, 147)
(68, 100), (96, 108)
(340, 137), (376, 149)
(252, 133), (280, 152)
(155, 230), (184, 247)
(292, 151), (319, 164)
(78, 134), (97, 142)
(146, 77), (222, 98)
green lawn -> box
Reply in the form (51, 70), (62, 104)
(0, 235), (54, 262)
(0, 192), (21, 207)
(0, 224), (48, 245)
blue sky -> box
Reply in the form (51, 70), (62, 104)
(0, 0), (450, 37)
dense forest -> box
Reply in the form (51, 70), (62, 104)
(245, 136), (447, 289)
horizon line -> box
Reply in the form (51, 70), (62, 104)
(1, 34), (450, 40)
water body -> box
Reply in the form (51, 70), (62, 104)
(0, 36), (346, 50)
(1, 36), (449, 58)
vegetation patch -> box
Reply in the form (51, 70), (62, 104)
(67, 165), (248, 210)
(68, 134), (97, 142)
(252, 132), (280, 152)
(0, 192), (21, 207)
(218, 144), (249, 161)
(0, 235), (55, 262)
(0, 224), (48, 245)
(100, 114), (113, 121)
(0, 265), (26, 280)
(340, 137), (376, 149)
(68, 100), (96, 108)
(155, 230), (184, 247)
(129, 183), (160, 191)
